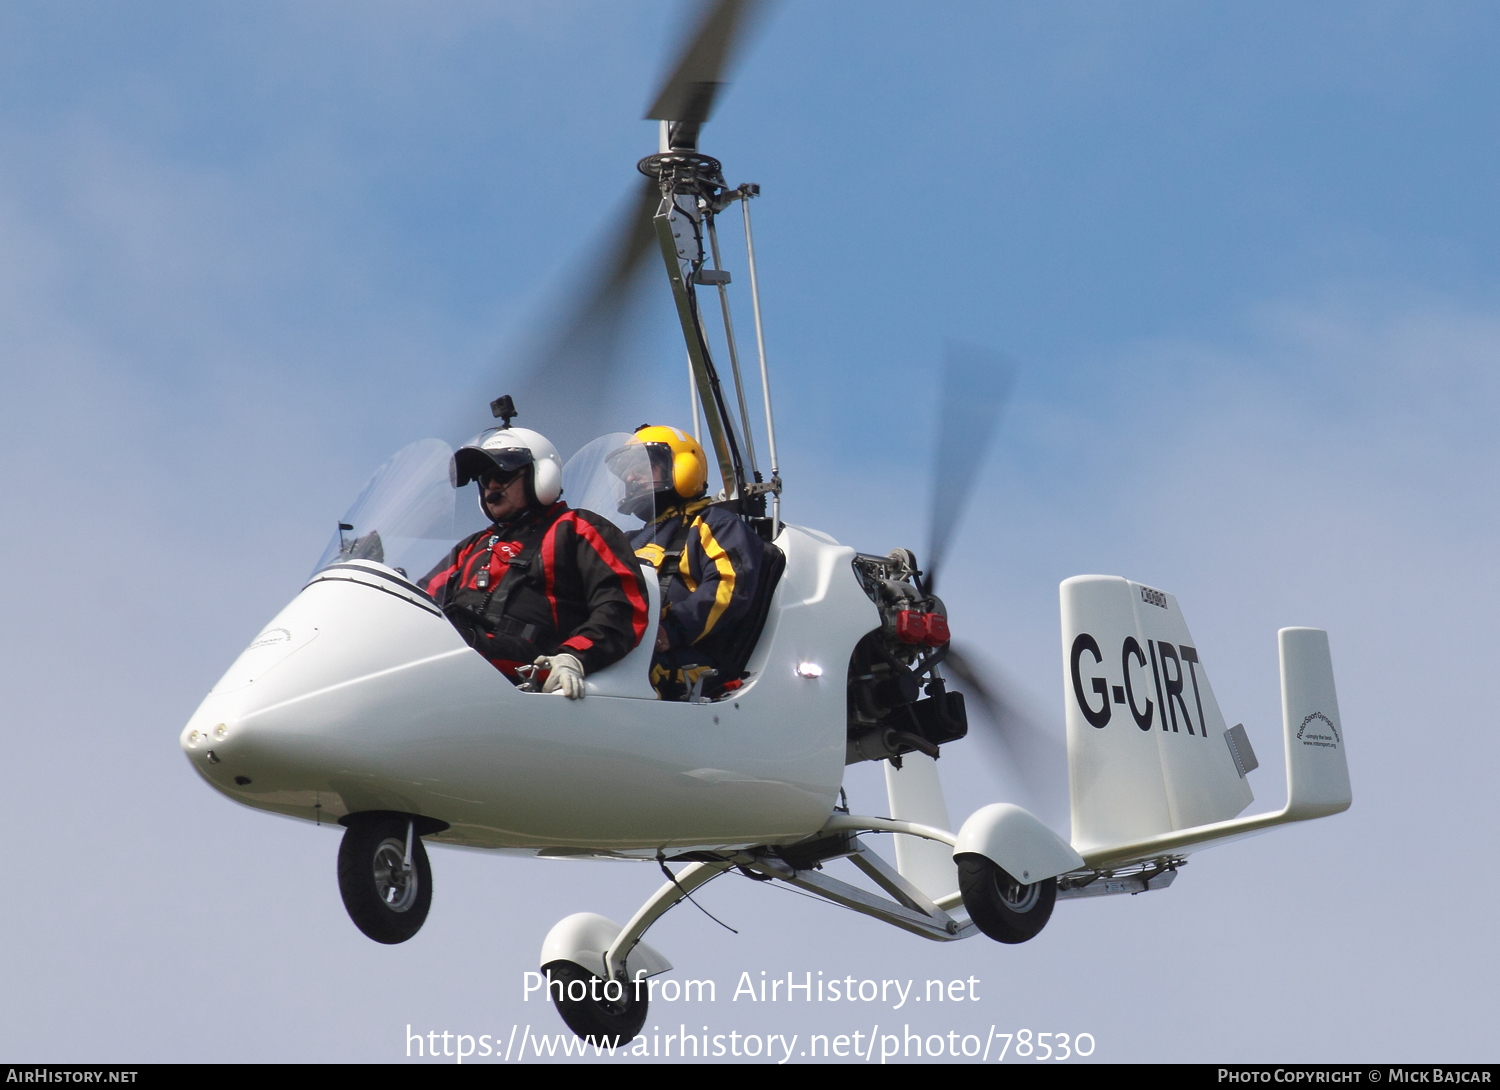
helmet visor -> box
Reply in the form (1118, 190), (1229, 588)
(600, 439), (664, 522)
(450, 443), (533, 488)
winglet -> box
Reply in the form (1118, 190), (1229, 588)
(1279, 627), (1352, 821)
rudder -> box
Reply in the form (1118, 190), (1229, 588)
(1061, 575), (1253, 852)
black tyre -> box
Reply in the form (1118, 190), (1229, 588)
(956, 854), (1056, 944)
(337, 815), (432, 944)
(542, 960), (649, 1046)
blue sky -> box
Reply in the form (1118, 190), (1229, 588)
(1, 1), (1496, 1063)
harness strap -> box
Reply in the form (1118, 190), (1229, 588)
(487, 614), (541, 642)
(488, 523), (554, 639)
(657, 513), (697, 596)
(447, 507), (564, 644)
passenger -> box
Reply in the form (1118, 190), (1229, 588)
(611, 425), (764, 701)
(423, 426), (649, 699)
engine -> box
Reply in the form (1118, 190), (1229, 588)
(845, 549), (967, 765)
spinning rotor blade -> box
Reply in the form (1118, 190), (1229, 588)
(925, 342), (1015, 594)
(468, 3), (773, 455)
(919, 346), (1057, 819)
(474, 178), (659, 457)
(946, 642), (1069, 829)
(647, 0), (770, 141)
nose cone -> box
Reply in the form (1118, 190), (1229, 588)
(180, 601), (326, 789)
(180, 717), (231, 768)
(179, 565), (476, 819)
(179, 635), (312, 807)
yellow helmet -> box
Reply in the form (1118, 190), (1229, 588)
(608, 425), (708, 519)
(634, 425), (708, 498)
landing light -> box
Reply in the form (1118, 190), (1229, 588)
(795, 662), (823, 679)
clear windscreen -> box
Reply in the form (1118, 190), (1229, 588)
(563, 432), (657, 532)
(311, 438), (487, 582)
(312, 432), (656, 586)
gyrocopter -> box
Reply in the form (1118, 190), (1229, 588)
(179, 0), (1352, 1045)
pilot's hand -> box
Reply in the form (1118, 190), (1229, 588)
(537, 653), (586, 699)
(655, 626), (671, 653)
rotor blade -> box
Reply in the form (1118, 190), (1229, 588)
(462, 3), (774, 453)
(646, 0), (770, 126)
(473, 177), (660, 457)
(925, 341), (1015, 593)
(945, 642), (1069, 829)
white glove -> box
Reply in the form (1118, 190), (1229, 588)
(537, 653), (586, 699)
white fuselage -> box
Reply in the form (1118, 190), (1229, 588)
(180, 525), (878, 855)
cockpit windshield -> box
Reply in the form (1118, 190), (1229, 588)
(311, 433), (658, 584)
(311, 439), (487, 581)
(566, 432), (657, 532)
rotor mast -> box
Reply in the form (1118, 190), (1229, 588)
(639, 142), (747, 504)
(637, 0), (778, 517)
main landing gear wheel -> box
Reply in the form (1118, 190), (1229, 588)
(956, 855), (1057, 944)
(543, 960), (649, 1046)
(337, 815), (432, 944)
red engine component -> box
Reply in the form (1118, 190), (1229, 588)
(896, 610), (950, 647)
(895, 609), (926, 644)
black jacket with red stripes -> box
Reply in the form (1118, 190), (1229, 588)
(420, 502), (648, 678)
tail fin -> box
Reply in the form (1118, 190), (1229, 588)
(884, 753), (960, 901)
(1060, 575), (1253, 853)
(1279, 627), (1351, 820)
(1060, 578), (1350, 868)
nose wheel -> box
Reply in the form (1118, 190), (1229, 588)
(338, 815), (432, 944)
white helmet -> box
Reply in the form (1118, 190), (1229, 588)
(450, 426), (564, 510)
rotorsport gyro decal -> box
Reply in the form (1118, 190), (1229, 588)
(1296, 712), (1340, 749)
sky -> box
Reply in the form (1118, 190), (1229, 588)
(1, 0), (1496, 1064)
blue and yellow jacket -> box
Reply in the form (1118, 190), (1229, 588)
(630, 499), (764, 661)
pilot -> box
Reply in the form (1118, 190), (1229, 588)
(610, 425), (765, 701)
(422, 426), (649, 699)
